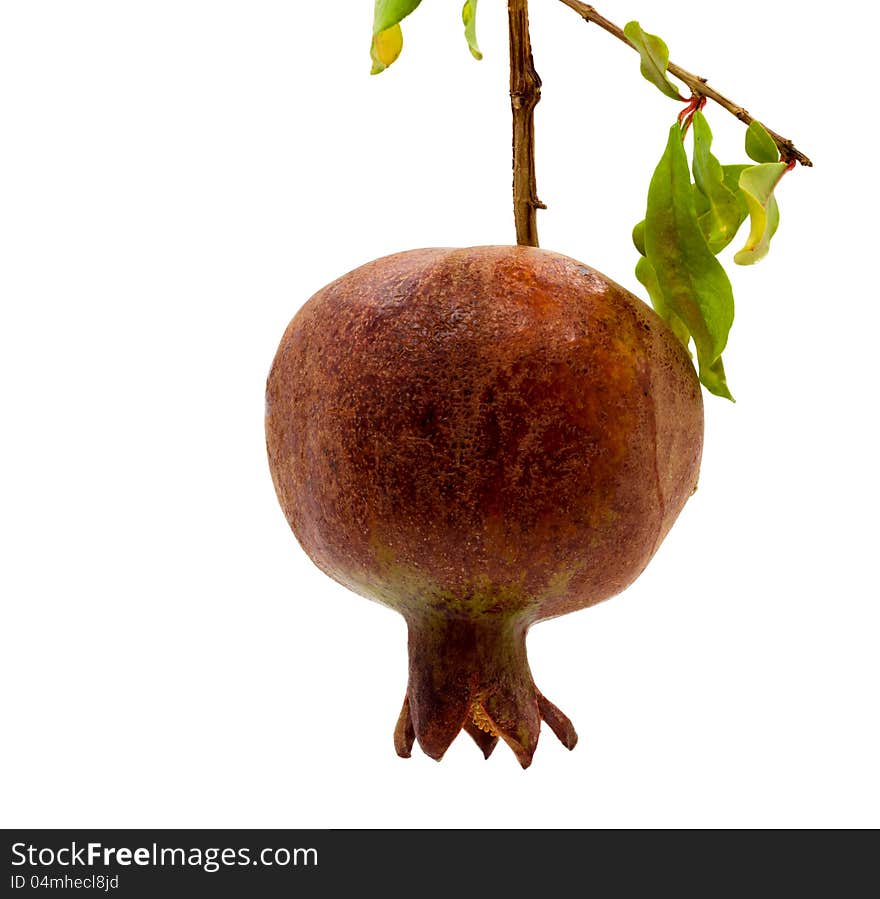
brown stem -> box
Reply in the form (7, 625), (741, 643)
(509, 0), (546, 247)
(557, 0), (813, 167)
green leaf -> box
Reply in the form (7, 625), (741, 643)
(721, 164), (750, 225)
(373, 0), (422, 34)
(462, 0), (482, 60)
(691, 111), (747, 254)
(623, 21), (684, 101)
(632, 220), (646, 256)
(644, 124), (735, 399)
(371, 0), (423, 74)
(692, 183), (709, 218)
(745, 121), (779, 164)
(699, 355), (733, 401)
(722, 164), (750, 204)
(635, 256), (691, 353)
(733, 162), (787, 265)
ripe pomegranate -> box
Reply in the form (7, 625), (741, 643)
(265, 246), (703, 766)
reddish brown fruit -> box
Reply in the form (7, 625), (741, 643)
(266, 246), (703, 766)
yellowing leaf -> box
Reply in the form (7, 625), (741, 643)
(370, 0), (423, 74)
(623, 21), (684, 101)
(733, 162), (787, 265)
(371, 24), (404, 75)
(462, 0), (482, 60)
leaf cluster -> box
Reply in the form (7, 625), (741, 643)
(628, 22), (789, 400)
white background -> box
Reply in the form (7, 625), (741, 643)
(2, 0), (877, 828)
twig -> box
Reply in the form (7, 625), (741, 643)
(509, 0), (546, 247)
(557, 0), (812, 167)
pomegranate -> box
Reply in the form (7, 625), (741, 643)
(265, 245), (703, 766)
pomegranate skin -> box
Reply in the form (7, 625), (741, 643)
(265, 245), (703, 764)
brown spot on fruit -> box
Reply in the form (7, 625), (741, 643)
(266, 245), (703, 764)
